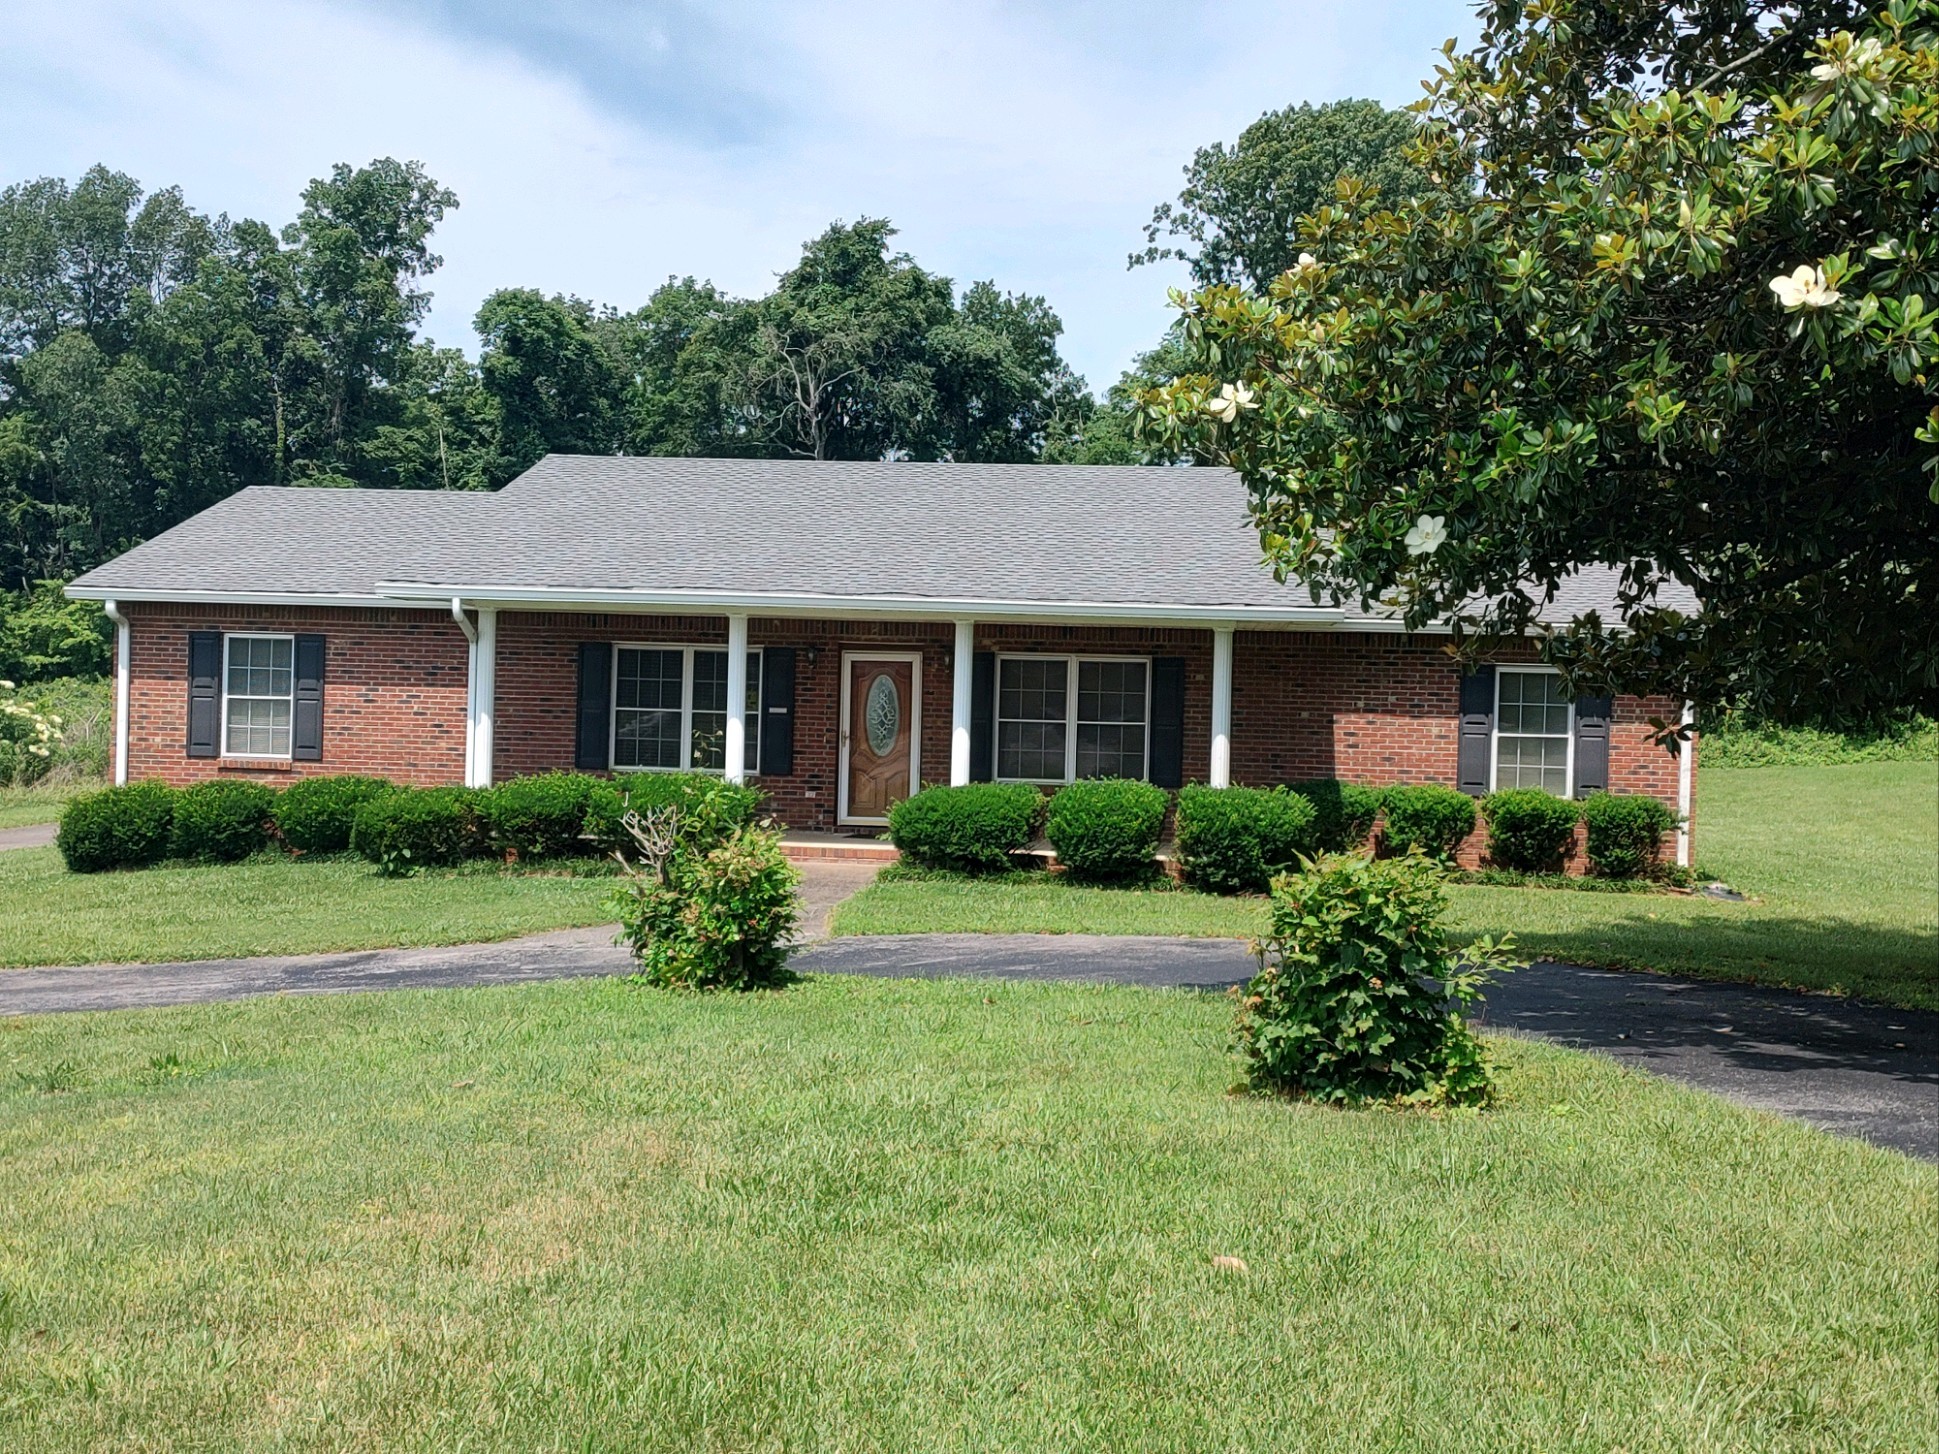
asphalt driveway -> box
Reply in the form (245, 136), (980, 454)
(2, 929), (1932, 1160)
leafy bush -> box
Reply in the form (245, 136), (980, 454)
(0, 581), (112, 682)
(1379, 783), (1478, 861)
(1289, 779), (1382, 854)
(272, 775), (395, 854)
(1699, 712), (1937, 768)
(21, 676), (110, 781)
(1044, 778), (1168, 882)
(1480, 787), (1581, 872)
(888, 782), (1045, 873)
(1236, 853), (1518, 1106)
(170, 780), (278, 863)
(481, 772), (602, 859)
(611, 817), (802, 990)
(1175, 784), (1318, 894)
(585, 773), (761, 857)
(0, 677), (62, 786)
(351, 787), (484, 875)
(55, 782), (177, 872)
(1581, 792), (1679, 878)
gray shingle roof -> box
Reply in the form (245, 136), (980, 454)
(68, 455), (1695, 623)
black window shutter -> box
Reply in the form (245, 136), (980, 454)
(969, 651), (995, 782)
(1149, 656), (1186, 789)
(1573, 694), (1614, 798)
(575, 642), (612, 770)
(758, 647), (796, 777)
(187, 631), (220, 758)
(1456, 665), (1496, 795)
(292, 634), (326, 761)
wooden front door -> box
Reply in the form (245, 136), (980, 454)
(841, 654), (919, 824)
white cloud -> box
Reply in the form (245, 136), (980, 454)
(1, 0), (1471, 389)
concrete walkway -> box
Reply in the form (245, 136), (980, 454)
(2, 926), (1931, 1160)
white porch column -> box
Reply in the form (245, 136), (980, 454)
(724, 612), (750, 784)
(473, 607), (497, 787)
(949, 618), (975, 785)
(1210, 625), (1235, 788)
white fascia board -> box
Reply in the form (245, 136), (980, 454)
(64, 586), (399, 608)
(372, 580), (1360, 628)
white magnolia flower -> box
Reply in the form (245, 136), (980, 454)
(1404, 514), (1448, 557)
(1812, 37), (1883, 80)
(1292, 252), (1318, 272)
(1769, 264), (1841, 310)
(1205, 381), (1257, 423)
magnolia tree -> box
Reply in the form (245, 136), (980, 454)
(1139, 0), (1938, 727)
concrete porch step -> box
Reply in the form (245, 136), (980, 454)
(780, 831), (901, 863)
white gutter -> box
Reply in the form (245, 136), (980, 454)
(1676, 700), (1695, 868)
(375, 580), (1370, 629)
(451, 598), (478, 787)
(63, 586), (393, 608)
(103, 600), (130, 786)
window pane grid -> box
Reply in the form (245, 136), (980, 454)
(223, 635), (295, 758)
(1494, 671), (1570, 795)
(997, 656), (1148, 783)
(613, 647), (759, 774)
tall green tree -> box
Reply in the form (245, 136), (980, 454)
(474, 289), (627, 476)
(1140, 0), (1938, 727)
(1133, 99), (1428, 290)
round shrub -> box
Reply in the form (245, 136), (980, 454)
(170, 780), (278, 863)
(1480, 787), (1581, 872)
(273, 775), (394, 854)
(55, 782), (177, 872)
(612, 824), (802, 990)
(481, 772), (602, 859)
(1175, 784), (1318, 894)
(1379, 783), (1478, 861)
(1236, 853), (1518, 1106)
(1581, 791), (1679, 878)
(351, 786), (484, 875)
(1044, 778), (1168, 882)
(1289, 779), (1382, 854)
(888, 782), (1044, 873)
(585, 773), (762, 857)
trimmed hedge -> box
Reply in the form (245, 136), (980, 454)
(1379, 783), (1478, 861)
(273, 775), (394, 854)
(170, 780), (278, 863)
(351, 786), (485, 875)
(888, 783), (1044, 873)
(1582, 792), (1678, 878)
(1480, 788), (1581, 872)
(1045, 778), (1168, 882)
(1289, 779), (1382, 854)
(1175, 784), (1318, 894)
(481, 772), (601, 860)
(55, 782), (177, 873)
(585, 773), (762, 858)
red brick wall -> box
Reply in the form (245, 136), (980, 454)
(122, 603), (468, 787)
(117, 607), (1693, 863)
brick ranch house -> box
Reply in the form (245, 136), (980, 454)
(65, 456), (1698, 869)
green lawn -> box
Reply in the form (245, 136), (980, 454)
(0, 974), (1930, 1451)
(0, 849), (614, 966)
(0, 779), (90, 830)
(834, 762), (1939, 1009)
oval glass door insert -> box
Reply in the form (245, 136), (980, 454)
(865, 674), (900, 756)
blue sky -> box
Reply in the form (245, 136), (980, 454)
(2, 0), (1474, 392)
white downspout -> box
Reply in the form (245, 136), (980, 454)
(1676, 701), (1695, 868)
(1210, 625), (1235, 788)
(103, 599), (130, 786)
(724, 612), (749, 784)
(949, 618), (975, 785)
(451, 598), (477, 786)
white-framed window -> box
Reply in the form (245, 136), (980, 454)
(221, 632), (296, 758)
(612, 645), (761, 774)
(1492, 667), (1573, 795)
(995, 654), (1150, 784)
